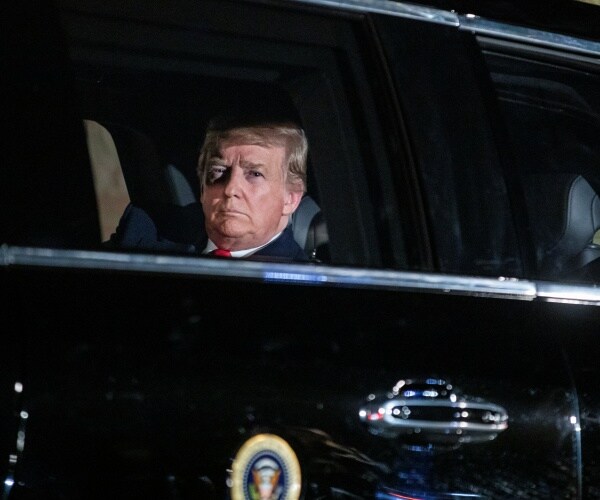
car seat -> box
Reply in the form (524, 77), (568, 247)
(98, 121), (172, 205)
(523, 173), (600, 279)
(289, 195), (329, 262)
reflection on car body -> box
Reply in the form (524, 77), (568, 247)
(359, 379), (509, 445)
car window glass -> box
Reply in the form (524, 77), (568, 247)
(481, 39), (600, 283)
(373, 15), (522, 277)
(56, 0), (413, 269)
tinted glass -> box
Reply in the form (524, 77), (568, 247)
(56, 0), (412, 269)
(482, 39), (600, 283)
(374, 15), (522, 277)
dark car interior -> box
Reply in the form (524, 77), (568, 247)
(483, 42), (600, 282)
(58, 0), (413, 271)
(2, 1), (101, 249)
(522, 174), (600, 279)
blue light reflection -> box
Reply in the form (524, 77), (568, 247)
(263, 271), (328, 284)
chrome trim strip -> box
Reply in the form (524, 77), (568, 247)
(388, 400), (507, 412)
(368, 401), (508, 431)
(6, 246), (600, 304)
(459, 15), (600, 57)
(7, 244), (600, 305)
(537, 282), (600, 305)
(2, 245), (535, 299)
(380, 419), (507, 432)
(285, 0), (459, 26)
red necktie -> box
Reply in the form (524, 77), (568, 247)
(211, 248), (232, 258)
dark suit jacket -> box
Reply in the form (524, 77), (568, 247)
(107, 202), (309, 263)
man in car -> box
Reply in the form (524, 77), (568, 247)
(109, 116), (309, 262)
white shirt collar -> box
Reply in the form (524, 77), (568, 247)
(203, 231), (283, 258)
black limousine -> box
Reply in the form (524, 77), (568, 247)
(3, 0), (600, 498)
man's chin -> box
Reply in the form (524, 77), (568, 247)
(208, 223), (252, 247)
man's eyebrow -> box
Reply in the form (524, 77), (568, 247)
(207, 157), (230, 167)
(240, 161), (265, 169)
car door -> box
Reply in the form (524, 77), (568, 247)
(3, 248), (586, 499)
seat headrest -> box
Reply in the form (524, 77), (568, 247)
(290, 195), (329, 262)
(99, 121), (172, 204)
(523, 174), (600, 277)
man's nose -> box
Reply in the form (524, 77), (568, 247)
(223, 166), (243, 197)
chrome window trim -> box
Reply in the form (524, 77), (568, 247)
(284, 0), (459, 26)
(0, 245), (536, 301)
(537, 282), (600, 306)
(6, 246), (600, 304)
(459, 15), (600, 57)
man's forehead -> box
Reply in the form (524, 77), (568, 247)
(216, 141), (286, 163)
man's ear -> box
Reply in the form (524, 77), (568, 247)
(282, 189), (303, 216)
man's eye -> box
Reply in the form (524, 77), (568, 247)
(248, 170), (264, 178)
(207, 166), (227, 184)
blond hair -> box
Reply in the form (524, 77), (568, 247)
(197, 120), (307, 193)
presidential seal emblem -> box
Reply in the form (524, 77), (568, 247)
(230, 433), (301, 500)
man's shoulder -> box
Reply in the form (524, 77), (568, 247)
(252, 226), (309, 263)
(108, 201), (206, 251)
(108, 203), (308, 262)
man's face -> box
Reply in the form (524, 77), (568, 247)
(200, 139), (302, 251)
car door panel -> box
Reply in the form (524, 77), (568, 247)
(5, 257), (581, 498)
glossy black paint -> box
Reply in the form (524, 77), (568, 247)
(5, 264), (586, 498)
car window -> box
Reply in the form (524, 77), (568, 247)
(374, 12), (600, 283)
(480, 37), (600, 283)
(57, 0), (414, 269)
(8, 0), (600, 284)
(373, 14), (523, 277)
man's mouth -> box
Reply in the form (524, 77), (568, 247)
(218, 209), (245, 216)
